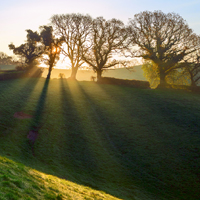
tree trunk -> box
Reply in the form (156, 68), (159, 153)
(157, 67), (168, 88)
(190, 73), (197, 87)
(191, 80), (197, 87)
(47, 64), (53, 79)
(96, 69), (102, 82)
(69, 66), (78, 80)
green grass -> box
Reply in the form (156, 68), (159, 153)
(0, 78), (200, 199)
(0, 156), (119, 200)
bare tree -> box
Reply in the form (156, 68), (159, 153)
(183, 48), (200, 87)
(51, 13), (92, 80)
(128, 11), (198, 88)
(81, 17), (127, 82)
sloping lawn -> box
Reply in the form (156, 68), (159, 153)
(0, 78), (200, 200)
(0, 156), (121, 200)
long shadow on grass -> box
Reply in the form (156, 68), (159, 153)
(62, 80), (146, 199)
(97, 84), (200, 199)
(141, 89), (200, 134)
(59, 79), (99, 187)
(0, 78), (40, 135)
(30, 78), (50, 128)
(4, 78), (40, 111)
(76, 82), (159, 200)
(20, 78), (49, 159)
(79, 84), (151, 171)
(135, 89), (200, 199)
(88, 83), (180, 199)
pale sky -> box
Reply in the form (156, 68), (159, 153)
(1, 0), (200, 57)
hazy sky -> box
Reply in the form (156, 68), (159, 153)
(1, 0), (200, 56)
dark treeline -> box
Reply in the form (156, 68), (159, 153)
(8, 11), (200, 87)
(0, 52), (19, 66)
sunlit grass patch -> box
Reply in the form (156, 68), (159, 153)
(0, 156), (121, 200)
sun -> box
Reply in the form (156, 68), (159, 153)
(52, 47), (60, 54)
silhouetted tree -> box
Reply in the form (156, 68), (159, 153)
(81, 17), (127, 82)
(128, 11), (198, 88)
(183, 48), (200, 87)
(40, 26), (61, 79)
(9, 30), (43, 68)
(51, 13), (92, 80)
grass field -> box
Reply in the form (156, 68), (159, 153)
(0, 156), (120, 200)
(0, 78), (200, 199)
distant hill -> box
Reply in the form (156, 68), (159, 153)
(0, 65), (16, 71)
(41, 65), (147, 81)
(103, 65), (146, 80)
(0, 64), (146, 81)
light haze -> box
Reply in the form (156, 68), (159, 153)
(1, 0), (200, 56)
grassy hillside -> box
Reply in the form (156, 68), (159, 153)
(0, 78), (200, 199)
(0, 156), (120, 200)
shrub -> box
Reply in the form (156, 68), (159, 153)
(15, 65), (26, 71)
(98, 77), (150, 89)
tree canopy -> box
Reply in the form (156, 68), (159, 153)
(40, 26), (62, 79)
(51, 13), (92, 80)
(9, 30), (43, 67)
(6, 11), (200, 85)
(81, 17), (127, 81)
(128, 10), (198, 87)
(183, 47), (200, 87)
